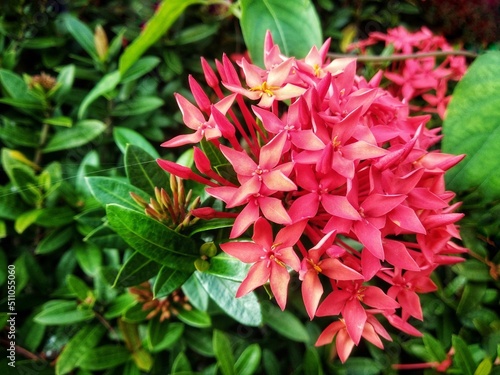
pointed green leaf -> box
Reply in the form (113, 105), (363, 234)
(114, 251), (162, 287)
(147, 321), (184, 352)
(106, 204), (198, 271)
(120, 56), (161, 83)
(112, 96), (164, 117)
(61, 13), (98, 59)
(262, 302), (309, 342)
(78, 70), (121, 119)
(205, 252), (251, 282)
(114, 126), (159, 158)
(53, 64), (76, 105)
(443, 51), (500, 202)
(240, 0), (322, 67)
(103, 293), (138, 319)
(34, 300), (94, 325)
(474, 358), (493, 375)
(66, 274), (93, 302)
(195, 271), (262, 326)
(79, 345), (131, 370)
(452, 335), (476, 375)
(176, 308), (211, 328)
(153, 266), (191, 298)
(423, 333), (448, 362)
(44, 120), (106, 152)
(44, 116), (73, 127)
(125, 144), (168, 196)
(55, 324), (106, 375)
(235, 344), (261, 375)
(182, 273), (209, 311)
(118, 0), (206, 75)
(35, 226), (74, 254)
(171, 351), (192, 373)
(213, 329), (235, 375)
(86, 176), (149, 211)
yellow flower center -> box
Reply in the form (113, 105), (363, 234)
(250, 81), (279, 97)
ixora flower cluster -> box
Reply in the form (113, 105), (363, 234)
(351, 26), (468, 118)
(157, 32), (467, 362)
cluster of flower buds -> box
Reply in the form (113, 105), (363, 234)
(158, 31), (467, 362)
(350, 26), (468, 118)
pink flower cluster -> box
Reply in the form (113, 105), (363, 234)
(350, 26), (468, 118)
(158, 32), (467, 362)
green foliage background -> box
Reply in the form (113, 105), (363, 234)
(0, 0), (499, 374)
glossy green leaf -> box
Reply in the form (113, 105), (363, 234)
(106, 204), (198, 271)
(423, 334), (448, 362)
(452, 335), (476, 375)
(240, 0), (322, 67)
(235, 344), (261, 375)
(182, 274), (209, 311)
(171, 351), (192, 373)
(61, 13), (98, 60)
(34, 300), (94, 325)
(147, 320), (184, 352)
(44, 116), (73, 127)
(303, 347), (322, 375)
(112, 96), (164, 117)
(120, 56), (161, 83)
(75, 242), (103, 277)
(78, 70), (121, 119)
(188, 219), (235, 235)
(86, 176), (149, 211)
(153, 266), (191, 298)
(474, 358), (493, 375)
(114, 126), (159, 158)
(176, 307), (212, 328)
(79, 345), (131, 370)
(84, 223), (128, 249)
(35, 226), (74, 254)
(443, 52), (500, 202)
(53, 64), (76, 105)
(125, 144), (169, 196)
(118, 0), (206, 75)
(44, 120), (106, 152)
(213, 329), (235, 375)
(55, 324), (106, 375)
(103, 293), (137, 319)
(205, 252), (251, 282)
(114, 251), (162, 288)
(66, 274), (93, 302)
(262, 302), (309, 342)
(195, 271), (262, 326)
(15, 209), (43, 234)
(0, 69), (39, 101)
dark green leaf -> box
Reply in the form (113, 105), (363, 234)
(34, 300), (94, 325)
(120, 56), (161, 83)
(55, 324), (106, 375)
(443, 52), (500, 202)
(188, 218), (235, 235)
(303, 346), (322, 375)
(195, 272), (262, 326)
(103, 294), (137, 319)
(106, 204), (198, 271)
(240, 0), (322, 67)
(457, 282), (487, 316)
(114, 127), (159, 158)
(75, 242), (103, 276)
(20, 36), (65, 49)
(35, 226), (74, 254)
(78, 71), (121, 119)
(205, 252), (251, 282)
(125, 144), (168, 196)
(118, 0), (205, 75)
(423, 334), (448, 362)
(452, 335), (476, 375)
(153, 266), (191, 298)
(0, 124), (39, 147)
(173, 23), (219, 45)
(114, 251), (162, 288)
(177, 308), (212, 328)
(213, 329), (235, 375)
(79, 345), (131, 370)
(262, 302), (309, 342)
(0, 97), (44, 111)
(84, 223), (128, 249)
(112, 96), (164, 116)
(171, 351), (192, 373)
(61, 13), (98, 60)
(66, 274), (93, 302)
(235, 344), (261, 375)
(86, 176), (149, 211)
(452, 260), (493, 282)
(123, 303), (150, 323)
(53, 64), (76, 105)
(44, 120), (106, 152)
(147, 320), (184, 352)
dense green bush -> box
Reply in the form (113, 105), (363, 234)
(0, 1), (499, 374)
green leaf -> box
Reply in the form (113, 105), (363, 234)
(457, 282), (487, 316)
(125, 144), (168, 196)
(452, 335), (476, 375)
(240, 0), (322, 67)
(205, 252), (251, 282)
(0, 69), (38, 101)
(213, 329), (235, 375)
(79, 345), (131, 370)
(171, 351), (192, 373)
(106, 204), (198, 271)
(423, 333), (448, 362)
(0, 221), (5, 239)
(147, 320), (184, 352)
(118, 0), (206, 75)
(66, 274), (93, 302)
(61, 13), (98, 60)
(34, 300), (95, 325)
(188, 218), (235, 235)
(78, 70), (121, 119)
(153, 266), (191, 298)
(53, 64), (76, 105)
(75, 242), (103, 277)
(303, 347), (322, 375)
(44, 120), (106, 152)
(182, 273), (209, 311)
(44, 116), (73, 127)
(262, 302), (310, 342)
(114, 127), (159, 158)
(176, 308), (212, 328)
(452, 260), (493, 282)
(35, 226), (74, 254)
(55, 324), (106, 375)
(112, 96), (164, 117)
(120, 56), (161, 83)
(20, 36), (66, 49)
(443, 51), (500, 202)
(194, 271), (262, 326)
(235, 344), (261, 375)
(103, 293), (137, 319)
(114, 251), (162, 288)
(86, 176), (150, 211)
(15, 209), (43, 234)
(474, 358), (493, 375)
